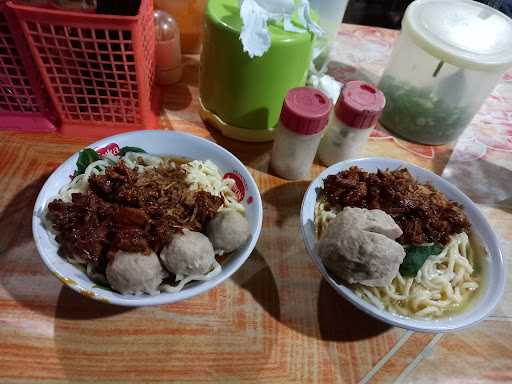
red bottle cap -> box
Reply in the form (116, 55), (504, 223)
(280, 87), (332, 135)
(335, 81), (386, 129)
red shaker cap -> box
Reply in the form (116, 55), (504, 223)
(280, 87), (332, 135)
(335, 81), (386, 129)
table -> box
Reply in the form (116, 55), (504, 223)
(1, 24), (511, 383)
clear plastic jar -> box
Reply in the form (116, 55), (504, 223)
(271, 87), (332, 180)
(379, 0), (512, 145)
(319, 81), (385, 165)
(309, 0), (349, 72)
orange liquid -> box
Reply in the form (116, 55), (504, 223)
(154, 0), (207, 53)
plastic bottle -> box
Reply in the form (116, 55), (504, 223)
(153, 0), (207, 53)
(271, 87), (332, 180)
(154, 10), (182, 85)
(318, 81), (385, 166)
(309, 0), (349, 72)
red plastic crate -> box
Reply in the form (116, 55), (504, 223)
(9, 0), (159, 138)
(0, 1), (56, 132)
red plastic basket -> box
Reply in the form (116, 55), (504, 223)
(0, 1), (56, 132)
(9, 0), (159, 138)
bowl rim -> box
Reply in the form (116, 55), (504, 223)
(32, 130), (263, 307)
(300, 157), (506, 332)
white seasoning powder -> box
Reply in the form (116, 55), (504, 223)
(318, 80), (386, 166)
(270, 87), (332, 180)
(319, 120), (373, 165)
(271, 122), (324, 180)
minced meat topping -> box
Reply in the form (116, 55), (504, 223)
(320, 166), (470, 245)
(47, 161), (223, 265)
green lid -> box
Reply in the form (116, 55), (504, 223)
(206, 0), (312, 45)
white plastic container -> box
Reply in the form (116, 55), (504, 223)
(379, 0), (512, 145)
(32, 130), (263, 307)
(271, 87), (332, 180)
(319, 81), (385, 165)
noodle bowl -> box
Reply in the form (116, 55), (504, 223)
(301, 157), (504, 331)
(44, 147), (247, 296)
(32, 131), (263, 307)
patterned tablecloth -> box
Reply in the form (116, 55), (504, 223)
(0, 24), (510, 383)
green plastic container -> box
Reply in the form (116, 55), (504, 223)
(199, 0), (314, 142)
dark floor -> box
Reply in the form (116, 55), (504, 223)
(343, 0), (411, 29)
(343, 0), (512, 29)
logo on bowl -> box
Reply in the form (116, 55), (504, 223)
(223, 171), (246, 202)
(96, 143), (120, 157)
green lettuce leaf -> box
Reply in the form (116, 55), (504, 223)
(119, 146), (146, 157)
(76, 148), (100, 175)
(399, 244), (444, 277)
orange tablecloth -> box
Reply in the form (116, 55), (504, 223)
(0, 24), (511, 383)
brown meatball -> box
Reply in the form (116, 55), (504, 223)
(206, 210), (250, 253)
(318, 207), (405, 287)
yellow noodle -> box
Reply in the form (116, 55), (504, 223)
(315, 201), (481, 319)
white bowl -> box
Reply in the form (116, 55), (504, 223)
(301, 157), (505, 332)
(32, 130), (263, 307)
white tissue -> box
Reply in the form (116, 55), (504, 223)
(240, 0), (322, 58)
(308, 73), (342, 103)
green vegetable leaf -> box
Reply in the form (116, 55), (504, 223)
(399, 244), (444, 277)
(378, 75), (472, 144)
(119, 146), (146, 157)
(76, 148), (100, 175)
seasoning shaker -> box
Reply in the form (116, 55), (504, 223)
(154, 10), (182, 85)
(318, 81), (385, 166)
(270, 87), (332, 180)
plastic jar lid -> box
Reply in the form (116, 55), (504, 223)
(335, 81), (385, 129)
(402, 0), (512, 71)
(280, 87), (332, 135)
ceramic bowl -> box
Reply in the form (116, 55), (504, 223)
(33, 130), (263, 306)
(300, 157), (505, 332)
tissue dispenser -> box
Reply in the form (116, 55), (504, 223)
(199, 0), (314, 142)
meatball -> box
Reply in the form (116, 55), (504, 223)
(318, 207), (406, 287)
(160, 229), (215, 276)
(206, 210), (250, 253)
(336, 207), (403, 240)
(106, 251), (165, 295)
